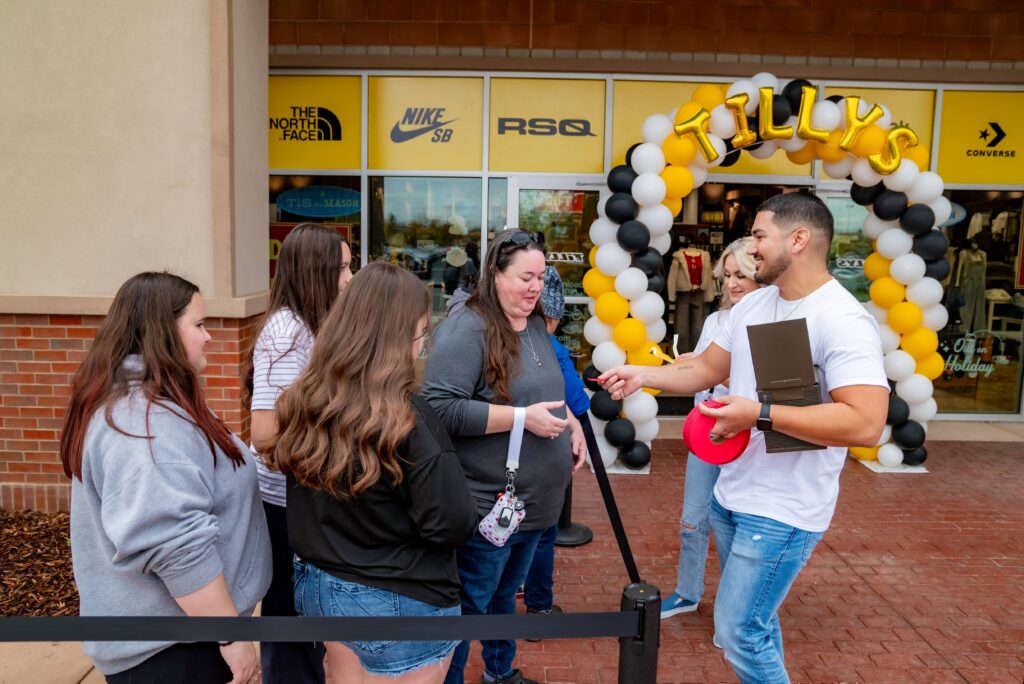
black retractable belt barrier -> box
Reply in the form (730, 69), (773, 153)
(618, 583), (661, 684)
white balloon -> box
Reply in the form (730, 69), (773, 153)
(623, 391), (659, 424)
(776, 117), (807, 152)
(851, 157), (883, 187)
(726, 79), (759, 114)
(583, 316), (613, 346)
(649, 232), (672, 255)
(699, 135), (728, 168)
(906, 172), (944, 205)
(908, 397), (938, 423)
(589, 216), (618, 246)
(906, 277), (944, 307)
(889, 253), (926, 285)
(748, 141), (778, 159)
(823, 155), (855, 180)
(875, 424), (892, 446)
(645, 318), (667, 343)
(634, 418), (660, 443)
(709, 104), (738, 140)
(588, 300), (597, 317)
(884, 350), (917, 382)
(876, 227), (914, 259)
(631, 142), (666, 175)
(751, 72), (779, 93)
(689, 165), (708, 190)
(811, 101), (842, 132)
(632, 173), (667, 207)
(863, 214), (897, 240)
(863, 300), (888, 325)
(877, 104), (893, 130)
(896, 373), (933, 405)
(882, 158), (919, 193)
(637, 205), (674, 237)
(595, 242), (632, 277)
(642, 114), (674, 146)
(878, 323), (900, 353)
(927, 195), (952, 226)
(877, 443), (904, 467)
(615, 268), (649, 301)
(922, 303), (949, 331)
(592, 340), (627, 372)
(597, 194), (609, 218)
(630, 291), (665, 323)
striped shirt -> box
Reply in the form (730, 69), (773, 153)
(251, 308), (313, 508)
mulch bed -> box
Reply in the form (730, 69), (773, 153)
(0, 510), (78, 616)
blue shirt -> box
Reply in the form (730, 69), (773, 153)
(550, 334), (590, 417)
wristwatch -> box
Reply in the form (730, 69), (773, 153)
(757, 402), (773, 432)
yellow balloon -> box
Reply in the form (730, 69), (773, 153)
(582, 268), (615, 299)
(663, 134), (697, 167)
(613, 318), (649, 352)
(851, 125), (886, 158)
(588, 245), (599, 269)
(674, 102), (704, 127)
(887, 302), (924, 335)
(849, 446), (879, 461)
(692, 84), (725, 112)
(916, 352), (946, 380)
(863, 252), (892, 282)
(900, 327), (939, 360)
(661, 165), (694, 199)
(816, 130), (849, 163)
(662, 196), (683, 217)
(903, 143), (929, 171)
(869, 277), (906, 309)
(786, 145), (817, 165)
(628, 342), (665, 367)
(595, 292), (630, 326)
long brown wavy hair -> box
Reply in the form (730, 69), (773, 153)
(242, 222), (347, 408)
(60, 272), (244, 480)
(467, 229), (546, 403)
(266, 261), (430, 498)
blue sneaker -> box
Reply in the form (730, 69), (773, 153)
(659, 592), (698, 619)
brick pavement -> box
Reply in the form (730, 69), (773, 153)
(459, 440), (1024, 684)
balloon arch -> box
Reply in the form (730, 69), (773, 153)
(581, 74), (947, 471)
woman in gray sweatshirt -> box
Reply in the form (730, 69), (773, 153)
(60, 272), (271, 682)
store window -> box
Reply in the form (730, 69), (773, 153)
(823, 195), (871, 302)
(269, 175), (362, 281)
(369, 176), (482, 322)
(488, 178), (507, 236)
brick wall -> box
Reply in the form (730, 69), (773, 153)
(269, 0), (1024, 62)
(0, 313), (260, 512)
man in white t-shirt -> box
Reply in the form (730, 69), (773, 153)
(600, 192), (888, 684)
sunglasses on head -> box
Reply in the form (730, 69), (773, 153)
(501, 230), (541, 248)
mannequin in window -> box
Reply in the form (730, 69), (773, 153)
(955, 242), (987, 332)
(667, 241), (714, 353)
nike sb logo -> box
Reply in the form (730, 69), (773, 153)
(389, 107), (457, 143)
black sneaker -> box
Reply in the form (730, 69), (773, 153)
(482, 670), (539, 684)
(524, 605), (563, 642)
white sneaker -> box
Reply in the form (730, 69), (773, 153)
(712, 634), (722, 649)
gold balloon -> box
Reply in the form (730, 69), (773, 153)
(692, 84), (725, 112)
(849, 445), (879, 461)
(674, 108), (719, 164)
(916, 352), (946, 380)
(662, 196), (683, 217)
(613, 318), (649, 352)
(724, 94), (758, 148)
(758, 87), (793, 140)
(900, 327), (939, 360)
(582, 268), (616, 299)
(663, 134), (697, 167)
(661, 165), (694, 199)
(839, 97), (884, 151)
(851, 125), (887, 158)
(902, 141), (929, 172)
(786, 144), (817, 165)
(628, 342), (666, 367)
(869, 277), (906, 309)
(674, 102), (704, 127)
(588, 245), (599, 269)
(795, 85), (830, 144)
(887, 301), (924, 335)
(870, 126), (918, 175)
(863, 252), (892, 282)
(595, 292), (631, 326)
(816, 129), (849, 163)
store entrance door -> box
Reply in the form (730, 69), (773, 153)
(507, 176), (608, 371)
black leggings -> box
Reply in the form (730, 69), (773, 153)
(105, 642), (231, 683)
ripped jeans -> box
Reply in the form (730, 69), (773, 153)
(673, 452), (720, 603)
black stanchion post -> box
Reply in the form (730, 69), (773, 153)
(617, 582), (660, 684)
(555, 478), (593, 547)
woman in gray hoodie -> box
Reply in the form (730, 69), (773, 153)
(60, 272), (271, 683)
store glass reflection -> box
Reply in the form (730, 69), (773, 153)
(824, 196), (871, 302)
(516, 189), (599, 299)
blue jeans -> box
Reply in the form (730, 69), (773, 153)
(674, 453), (720, 603)
(444, 528), (544, 684)
(710, 498), (823, 684)
(523, 525), (557, 611)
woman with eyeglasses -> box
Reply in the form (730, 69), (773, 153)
(267, 262), (477, 684)
(422, 229), (587, 684)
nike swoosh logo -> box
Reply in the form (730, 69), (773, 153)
(389, 119), (457, 143)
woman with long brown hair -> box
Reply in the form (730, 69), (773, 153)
(422, 229), (587, 684)
(267, 261), (476, 684)
(243, 222), (351, 683)
(61, 272), (271, 683)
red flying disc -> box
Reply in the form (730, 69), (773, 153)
(682, 399), (751, 465)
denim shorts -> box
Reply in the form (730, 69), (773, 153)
(293, 559), (459, 677)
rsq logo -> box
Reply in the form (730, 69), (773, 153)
(270, 106), (343, 141)
(497, 118), (597, 137)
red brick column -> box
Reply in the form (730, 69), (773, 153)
(0, 313), (260, 512)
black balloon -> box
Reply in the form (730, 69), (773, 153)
(619, 441), (652, 469)
(646, 273), (666, 293)
(924, 257), (951, 281)
(899, 204), (936, 237)
(850, 182), (884, 207)
(632, 248), (663, 276)
(912, 230), (949, 261)
(771, 96), (792, 126)
(582, 364), (603, 392)
(607, 164), (638, 194)
(605, 418), (636, 448)
(590, 390), (622, 422)
(782, 78), (812, 113)
(902, 446), (928, 466)
(624, 142), (641, 166)
(887, 395), (910, 426)
(873, 191), (909, 221)
(826, 94), (845, 104)
(606, 192), (639, 223)
(617, 220), (651, 253)
(719, 149), (741, 167)
(893, 420), (926, 450)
